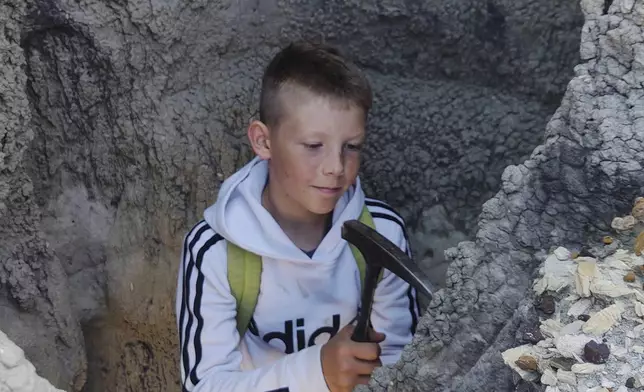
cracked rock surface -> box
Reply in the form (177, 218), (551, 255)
(0, 2), (86, 391)
(366, 0), (644, 390)
(2, 0), (584, 390)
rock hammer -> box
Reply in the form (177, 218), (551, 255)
(341, 219), (434, 342)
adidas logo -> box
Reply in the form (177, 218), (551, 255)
(259, 314), (341, 354)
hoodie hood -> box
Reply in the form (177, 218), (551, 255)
(204, 156), (365, 263)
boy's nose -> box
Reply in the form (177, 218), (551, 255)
(322, 151), (345, 176)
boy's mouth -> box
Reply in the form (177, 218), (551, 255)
(313, 186), (343, 195)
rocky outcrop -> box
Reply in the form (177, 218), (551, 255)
(0, 2), (86, 390)
(368, 0), (644, 390)
(2, 0), (584, 390)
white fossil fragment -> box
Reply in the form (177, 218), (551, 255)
(604, 255), (631, 270)
(631, 345), (644, 354)
(542, 368), (558, 386)
(575, 260), (597, 297)
(623, 315), (644, 324)
(634, 290), (644, 304)
(545, 387), (561, 392)
(0, 330), (65, 392)
(582, 304), (623, 335)
(534, 277), (548, 295)
(501, 344), (540, 381)
(554, 334), (593, 358)
(541, 319), (565, 338)
(590, 279), (633, 298)
(611, 215), (636, 231)
(635, 301), (644, 317)
(634, 323), (644, 336)
(615, 386), (628, 392)
(611, 344), (628, 359)
(585, 387), (609, 392)
(560, 320), (586, 335)
(536, 253), (577, 293)
(556, 369), (577, 386)
(571, 363), (605, 374)
(537, 338), (555, 348)
(567, 299), (592, 317)
(538, 357), (553, 373)
(554, 247), (572, 261)
(613, 248), (638, 264)
(627, 330), (636, 339)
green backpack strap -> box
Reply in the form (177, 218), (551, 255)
(352, 205), (385, 290)
(227, 241), (262, 339)
(227, 204), (383, 339)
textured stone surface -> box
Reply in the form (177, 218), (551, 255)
(1, 0), (586, 390)
(0, 2), (86, 391)
(367, 0), (644, 390)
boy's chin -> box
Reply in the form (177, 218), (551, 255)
(305, 200), (338, 216)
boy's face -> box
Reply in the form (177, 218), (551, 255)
(254, 87), (366, 219)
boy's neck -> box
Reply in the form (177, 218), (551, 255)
(262, 183), (331, 252)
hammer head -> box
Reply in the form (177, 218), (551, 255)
(341, 219), (434, 301)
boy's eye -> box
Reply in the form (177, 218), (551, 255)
(347, 143), (362, 152)
(303, 143), (322, 150)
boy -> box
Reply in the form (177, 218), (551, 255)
(176, 41), (421, 392)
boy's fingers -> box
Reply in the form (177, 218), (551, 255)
(339, 323), (356, 338)
(368, 329), (386, 343)
(351, 342), (381, 361)
(351, 358), (381, 377)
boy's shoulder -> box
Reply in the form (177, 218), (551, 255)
(363, 197), (409, 243)
(182, 219), (227, 263)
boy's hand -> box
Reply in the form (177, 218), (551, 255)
(320, 323), (386, 392)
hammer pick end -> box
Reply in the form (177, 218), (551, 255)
(342, 219), (434, 301)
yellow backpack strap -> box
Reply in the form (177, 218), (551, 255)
(352, 205), (385, 289)
(227, 241), (262, 339)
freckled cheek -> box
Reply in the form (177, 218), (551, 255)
(284, 157), (318, 187)
(344, 155), (361, 179)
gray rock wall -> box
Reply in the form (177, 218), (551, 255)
(1, 0), (584, 390)
(368, 0), (644, 389)
(0, 2), (86, 390)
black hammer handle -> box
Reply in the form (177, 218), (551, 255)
(351, 264), (382, 342)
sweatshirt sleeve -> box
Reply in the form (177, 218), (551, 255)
(368, 215), (421, 366)
(176, 222), (330, 392)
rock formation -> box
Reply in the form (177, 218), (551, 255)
(368, 0), (644, 390)
(0, 0), (593, 390)
(1, 2), (86, 390)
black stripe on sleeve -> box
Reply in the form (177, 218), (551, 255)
(368, 212), (410, 246)
(365, 199), (410, 244)
(188, 233), (224, 386)
(179, 223), (206, 344)
(365, 199), (405, 223)
(180, 222), (209, 380)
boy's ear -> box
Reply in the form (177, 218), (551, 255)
(247, 120), (272, 160)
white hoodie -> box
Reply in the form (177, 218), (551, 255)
(176, 157), (420, 392)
